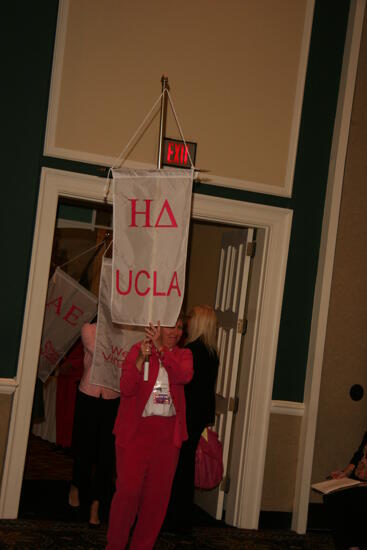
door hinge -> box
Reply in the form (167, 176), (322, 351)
(221, 475), (230, 493)
(237, 318), (248, 335)
(246, 241), (256, 257)
(228, 396), (239, 414)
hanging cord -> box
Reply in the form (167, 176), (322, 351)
(57, 238), (108, 273)
(166, 89), (195, 170)
(104, 86), (196, 201)
(103, 238), (113, 258)
(104, 92), (165, 202)
(80, 236), (111, 286)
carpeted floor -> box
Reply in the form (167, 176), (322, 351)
(1, 435), (335, 549)
(3, 488), (337, 550)
(23, 434), (73, 481)
(0, 519), (336, 550)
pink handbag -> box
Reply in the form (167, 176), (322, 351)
(195, 428), (223, 490)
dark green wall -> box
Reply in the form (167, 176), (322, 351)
(1, 1), (350, 403)
(273, 0), (350, 401)
(1, 3), (59, 378)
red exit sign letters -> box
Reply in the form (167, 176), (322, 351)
(163, 138), (197, 169)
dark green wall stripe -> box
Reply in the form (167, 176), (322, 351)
(1, 3), (59, 378)
(273, 0), (350, 401)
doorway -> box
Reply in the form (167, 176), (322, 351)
(20, 197), (253, 520)
(20, 197), (113, 518)
(0, 168), (292, 528)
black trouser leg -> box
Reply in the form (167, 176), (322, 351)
(91, 397), (119, 517)
(72, 392), (99, 507)
(164, 425), (203, 533)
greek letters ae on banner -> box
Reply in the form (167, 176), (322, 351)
(37, 268), (98, 382)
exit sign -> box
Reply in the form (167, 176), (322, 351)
(163, 138), (197, 169)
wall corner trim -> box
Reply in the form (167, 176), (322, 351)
(271, 401), (305, 416)
(291, 0), (367, 534)
(0, 380), (17, 396)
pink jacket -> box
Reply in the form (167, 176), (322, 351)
(113, 342), (193, 449)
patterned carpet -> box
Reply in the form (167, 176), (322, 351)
(2, 435), (334, 549)
(0, 519), (335, 550)
(23, 434), (73, 481)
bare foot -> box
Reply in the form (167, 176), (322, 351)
(89, 499), (100, 525)
(68, 484), (80, 508)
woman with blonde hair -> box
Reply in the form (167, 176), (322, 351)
(185, 304), (218, 351)
(163, 305), (219, 537)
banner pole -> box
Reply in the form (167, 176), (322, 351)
(146, 75), (169, 378)
(157, 75), (169, 169)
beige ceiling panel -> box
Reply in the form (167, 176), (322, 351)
(45, 0), (313, 196)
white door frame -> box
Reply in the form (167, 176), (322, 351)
(0, 167), (292, 523)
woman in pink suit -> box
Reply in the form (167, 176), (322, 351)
(106, 317), (193, 550)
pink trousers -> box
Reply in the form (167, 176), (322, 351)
(106, 415), (179, 550)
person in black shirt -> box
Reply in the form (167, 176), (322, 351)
(163, 305), (219, 536)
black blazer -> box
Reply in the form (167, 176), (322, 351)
(184, 338), (219, 434)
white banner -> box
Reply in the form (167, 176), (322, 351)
(112, 168), (193, 326)
(38, 268), (98, 382)
(90, 257), (145, 392)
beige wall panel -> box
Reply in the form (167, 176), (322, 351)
(50, 0), (309, 191)
(262, 413), (301, 511)
(311, 11), (367, 502)
(0, 394), (12, 484)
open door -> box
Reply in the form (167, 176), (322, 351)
(195, 227), (255, 519)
